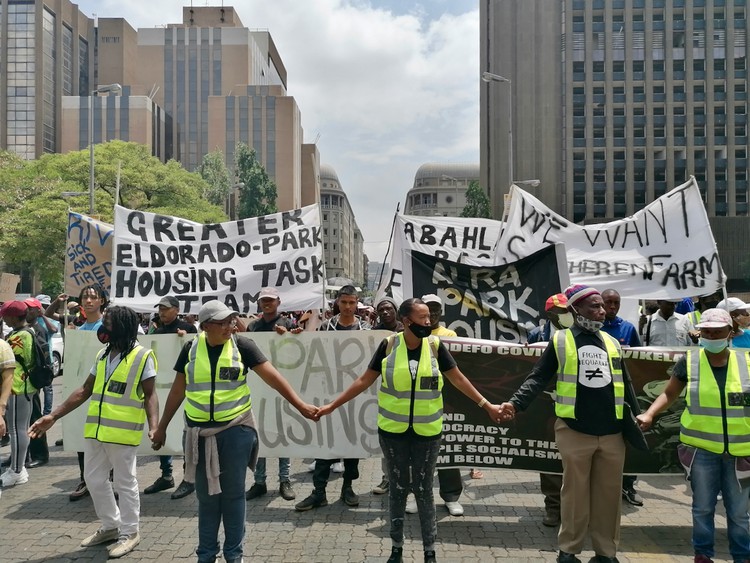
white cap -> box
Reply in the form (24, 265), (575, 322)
(198, 300), (238, 323)
(717, 297), (750, 313)
(421, 294), (442, 306)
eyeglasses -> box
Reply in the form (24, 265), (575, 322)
(207, 319), (237, 329)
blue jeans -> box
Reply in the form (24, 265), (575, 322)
(195, 425), (256, 563)
(42, 385), (53, 416)
(254, 457), (290, 484)
(159, 455), (173, 477)
(690, 448), (750, 561)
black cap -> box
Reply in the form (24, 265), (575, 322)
(155, 296), (179, 309)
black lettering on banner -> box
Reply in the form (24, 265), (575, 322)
(126, 212), (148, 241)
(403, 221), (415, 243)
(282, 209), (304, 229)
(201, 223), (227, 240)
(420, 224), (437, 245)
(666, 182), (692, 238)
(258, 214), (277, 235)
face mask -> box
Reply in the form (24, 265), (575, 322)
(97, 325), (112, 344)
(571, 306), (603, 333)
(409, 323), (432, 339)
(699, 337), (729, 354)
(556, 312), (574, 329)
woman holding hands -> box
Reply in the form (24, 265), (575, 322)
(317, 298), (503, 563)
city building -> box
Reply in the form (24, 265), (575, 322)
(0, 0), (95, 159)
(320, 163), (367, 287)
(481, 0), (750, 289)
(404, 163), (479, 217)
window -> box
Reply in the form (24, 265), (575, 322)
(675, 106), (685, 115)
(674, 59), (685, 72)
(694, 124), (705, 136)
(694, 59), (705, 72)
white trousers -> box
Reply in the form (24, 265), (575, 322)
(83, 439), (140, 536)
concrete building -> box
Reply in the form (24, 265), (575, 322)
(481, 0), (750, 289)
(320, 163), (367, 287)
(404, 163), (479, 217)
(0, 0), (95, 159)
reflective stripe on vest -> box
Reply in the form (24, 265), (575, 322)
(84, 345), (154, 446)
(680, 349), (750, 455)
(184, 333), (251, 423)
(377, 333), (443, 436)
(552, 329), (624, 419)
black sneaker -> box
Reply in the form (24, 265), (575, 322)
(69, 480), (90, 502)
(557, 552), (581, 563)
(170, 480), (195, 500)
(245, 482), (267, 500)
(387, 546), (403, 563)
(372, 477), (389, 495)
(144, 476), (174, 495)
(621, 487), (644, 506)
(424, 550), (437, 563)
(279, 480), (296, 500)
(295, 490), (328, 511)
(341, 485), (359, 507)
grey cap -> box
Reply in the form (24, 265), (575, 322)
(198, 300), (238, 323)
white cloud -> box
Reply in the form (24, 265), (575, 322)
(76, 1), (479, 266)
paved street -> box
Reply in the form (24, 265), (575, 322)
(0, 381), (734, 562)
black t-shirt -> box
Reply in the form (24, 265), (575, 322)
(673, 354), (729, 391)
(153, 319), (198, 335)
(369, 336), (457, 441)
(246, 314), (294, 332)
(510, 328), (623, 436)
(174, 335), (267, 427)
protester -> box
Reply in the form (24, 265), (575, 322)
(526, 292), (572, 528)
(317, 297), (503, 563)
(30, 294), (59, 417)
(29, 306), (158, 558)
(687, 291), (723, 326)
(296, 285), (370, 512)
(716, 297), (750, 348)
(151, 300), (317, 563)
(637, 308), (750, 563)
(642, 300), (695, 346)
(499, 284), (634, 563)
(0, 338), (14, 439)
(244, 287), (300, 502)
(144, 295), (199, 500)
(68, 284), (109, 501)
(1, 300), (35, 487)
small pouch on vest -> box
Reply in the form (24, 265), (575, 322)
(219, 366), (241, 381)
(107, 380), (127, 395)
(419, 376), (440, 390)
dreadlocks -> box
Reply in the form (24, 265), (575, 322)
(103, 306), (140, 358)
(78, 284), (109, 312)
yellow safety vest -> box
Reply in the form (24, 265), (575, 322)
(680, 349), (750, 455)
(184, 333), (251, 423)
(552, 329), (625, 419)
(377, 333), (443, 437)
(84, 345), (155, 446)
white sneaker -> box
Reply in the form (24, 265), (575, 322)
(107, 532), (141, 558)
(80, 527), (119, 547)
(332, 461), (344, 473)
(405, 493), (418, 514)
(307, 461), (316, 472)
(1, 467), (28, 487)
(445, 501), (464, 516)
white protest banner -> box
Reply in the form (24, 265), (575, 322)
(376, 214), (503, 303)
(111, 204), (324, 314)
(496, 178), (725, 298)
(64, 212), (114, 295)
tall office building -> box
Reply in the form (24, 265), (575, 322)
(403, 163), (478, 217)
(0, 0), (94, 159)
(320, 163), (367, 286)
(481, 0), (749, 288)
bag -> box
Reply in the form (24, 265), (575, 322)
(18, 327), (55, 392)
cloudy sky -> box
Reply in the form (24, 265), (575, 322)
(75, 0), (480, 265)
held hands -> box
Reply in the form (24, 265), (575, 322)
(151, 427), (167, 450)
(496, 402), (517, 423)
(316, 403), (336, 419)
(298, 402), (320, 421)
(28, 415), (55, 439)
(635, 413), (653, 431)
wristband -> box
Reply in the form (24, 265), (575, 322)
(477, 398), (488, 408)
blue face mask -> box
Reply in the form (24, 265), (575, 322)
(699, 337), (729, 354)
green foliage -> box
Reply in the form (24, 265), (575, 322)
(234, 142), (278, 219)
(199, 149), (232, 207)
(0, 142), (228, 288)
(460, 180), (492, 218)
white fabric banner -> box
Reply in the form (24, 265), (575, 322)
(376, 214), (503, 303)
(495, 178), (725, 298)
(61, 330), (385, 458)
(111, 204), (325, 314)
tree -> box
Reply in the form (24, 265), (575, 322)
(460, 181), (492, 218)
(0, 142), (228, 288)
(199, 149), (232, 207)
(234, 142), (278, 219)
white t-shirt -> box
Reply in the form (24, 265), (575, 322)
(89, 349), (157, 382)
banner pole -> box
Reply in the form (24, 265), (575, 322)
(376, 203), (400, 295)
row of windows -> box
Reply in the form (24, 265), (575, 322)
(573, 123), (748, 137)
(574, 57), (746, 73)
(574, 170), (749, 182)
(573, 104), (747, 117)
(572, 7), (745, 24)
(574, 147), (747, 160)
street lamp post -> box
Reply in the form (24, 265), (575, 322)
(482, 71), (513, 200)
(441, 174), (460, 215)
(89, 84), (121, 215)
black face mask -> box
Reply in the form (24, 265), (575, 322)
(97, 325), (112, 344)
(409, 323), (432, 339)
